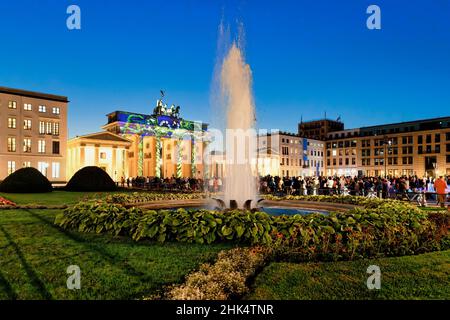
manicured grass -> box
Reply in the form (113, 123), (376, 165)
(0, 209), (233, 299)
(0, 191), (123, 206)
(247, 250), (450, 300)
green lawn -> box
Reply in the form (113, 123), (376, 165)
(247, 250), (450, 300)
(0, 191), (124, 206)
(0, 209), (232, 300)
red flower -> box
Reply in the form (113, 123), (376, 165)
(0, 197), (16, 206)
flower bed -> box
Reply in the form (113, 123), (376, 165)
(55, 198), (450, 261)
(164, 247), (270, 300)
(0, 196), (16, 207)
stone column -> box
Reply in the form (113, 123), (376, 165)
(138, 135), (144, 176)
(155, 135), (162, 178)
(94, 145), (99, 167)
(191, 137), (196, 178)
(112, 146), (117, 181)
(176, 139), (182, 178)
(80, 145), (85, 167)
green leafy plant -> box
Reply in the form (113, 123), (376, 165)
(55, 197), (450, 261)
(104, 192), (209, 205)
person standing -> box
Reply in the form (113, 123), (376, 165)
(434, 176), (448, 208)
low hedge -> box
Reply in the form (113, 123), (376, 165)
(263, 194), (389, 208)
(104, 192), (209, 205)
(55, 199), (450, 261)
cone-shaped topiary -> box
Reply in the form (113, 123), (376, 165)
(0, 167), (53, 193)
(66, 166), (117, 192)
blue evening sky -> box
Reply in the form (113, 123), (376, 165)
(1, 0), (450, 138)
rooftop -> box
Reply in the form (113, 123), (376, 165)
(0, 86), (68, 103)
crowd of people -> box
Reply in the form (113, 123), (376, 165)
(119, 176), (224, 192)
(118, 174), (450, 207)
(259, 175), (450, 206)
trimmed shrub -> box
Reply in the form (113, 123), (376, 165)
(65, 166), (117, 192)
(0, 167), (52, 193)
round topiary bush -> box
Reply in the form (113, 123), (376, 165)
(66, 166), (117, 192)
(0, 167), (53, 193)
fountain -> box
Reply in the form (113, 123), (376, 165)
(218, 43), (258, 209)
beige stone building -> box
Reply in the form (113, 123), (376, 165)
(0, 86), (67, 182)
(321, 117), (450, 178)
(258, 131), (324, 177)
(67, 132), (132, 182)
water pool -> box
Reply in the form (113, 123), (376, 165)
(258, 206), (329, 216)
(164, 206), (329, 216)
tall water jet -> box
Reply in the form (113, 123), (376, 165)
(220, 43), (257, 209)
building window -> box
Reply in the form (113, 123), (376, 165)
(39, 121), (45, 134)
(52, 107), (60, 115)
(23, 139), (32, 153)
(7, 137), (16, 152)
(24, 103), (32, 111)
(7, 161), (16, 174)
(23, 161), (31, 168)
(402, 136), (413, 144)
(446, 144), (450, 153)
(39, 105), (46, 113)
(46, 122), (52, 135)
(436, 145), (441, 153)
(402, 157), (413, 165)
(446, 132), (450, 141)
(402, 146), (413, 154)
(447, 155), (450, 163)
(52, 162), (60, 179)
(38, 162), (48, 177)
(418, 135), (423, 144)
(24, 119), (32, 130)
(38, 140), (46, 153)
(52, 141), (60, 154)
(8, 101), (17, 109)
(426, 134), (432, 144)
(435, 133), (441, 143)
(7, 117), (17, 129)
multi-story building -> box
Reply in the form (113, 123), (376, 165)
(298, 118), (344, 140)
(357, 117), (450, 177)
(324, 128), (360, 176)
(258, 131), (324, 177)
(317, 117), (450, 178)
(0, 86), (68, 182)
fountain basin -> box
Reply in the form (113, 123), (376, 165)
(132, 198), (347, 216)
